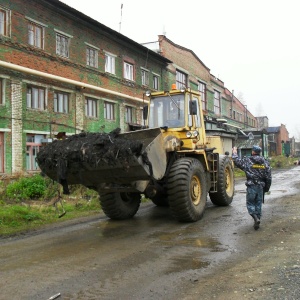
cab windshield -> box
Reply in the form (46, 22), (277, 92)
(148, 94), (185, 128)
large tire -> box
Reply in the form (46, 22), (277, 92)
(167, 158), (207, 222)
(209, 155), (234, 206)
(99, 192), (141, 220)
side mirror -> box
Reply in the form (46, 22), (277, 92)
(189, 100), (197, 115)
(143, 105), (148, 120)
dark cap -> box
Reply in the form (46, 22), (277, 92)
(252, 145), (261, 154)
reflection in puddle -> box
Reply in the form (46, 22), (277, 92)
(166, 255), (210, 274)
(150, 230), (222, 249)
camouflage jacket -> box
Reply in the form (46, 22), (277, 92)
(232, 154), (272, 192)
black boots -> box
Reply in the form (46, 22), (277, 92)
(251, 214), (260, 230)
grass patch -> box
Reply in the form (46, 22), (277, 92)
(0, 197), (101, 237)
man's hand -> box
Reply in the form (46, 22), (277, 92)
(232, 146), (237, 156)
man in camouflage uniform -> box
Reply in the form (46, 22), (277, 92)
(232, 145), (272, 230)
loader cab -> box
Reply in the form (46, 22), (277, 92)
(145, 87), (203, 131)
(148, 94), (185, 128)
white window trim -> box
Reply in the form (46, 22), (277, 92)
(104, 101), (115, 120)
(84, 42), (100, 50)
(124, 62), (134, 81)
(105, 52), (116, 74)
(0, 5), (11, 37)
(141, 67), (149, 86)
(54, 91), (69, 114)
(85, 97), (98, 118)
(173, 64), (190, 75)
(86, 46), (98, 68)
(26, 84), (48, 110)
(25, 16), (48, 28)
(54, 29), (73, 38)
(0, 77), (6, 105)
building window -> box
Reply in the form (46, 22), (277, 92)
(26, 86), (46, 110)
(153, 75), (159, 90)
(0, 78), (3, 105)
(141, 69), (149, 86)
(28, 22), (44, 49)
(198, 82), (207, 111)
(85, 98), (98, 118)
(214, 90), (221, 115)
(125, 106), (135, 123)
(104, 102), (115, 120)
(0, 7), (10, 37)
(176, 70), (187, 89)
(86, 46), (98, 68)
(54, 91), (69, 113)
(26, 134), (44, 171)
(124, 62), (134, 81)
(105, 53), (116, 74)
(0, 132), (4, 173)
(56, 33), (70, 58)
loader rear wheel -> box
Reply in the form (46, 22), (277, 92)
(99, 192), (141, 220)
(209, 155), (234, 206)
(167, 158), (207, 222)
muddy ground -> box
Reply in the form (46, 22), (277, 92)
(183, 189), (300, 300)
(0, 168), (299, 300)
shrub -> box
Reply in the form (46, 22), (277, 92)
(5, 175), (47, 201)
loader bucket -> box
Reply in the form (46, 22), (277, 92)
(36, 128), (167, 191)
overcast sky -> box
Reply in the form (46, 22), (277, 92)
(61, 0), (300, 140)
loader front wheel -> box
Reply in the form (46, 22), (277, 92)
(209, 155), (234, 206)
(99, 192), (141, 220)
(167, 158), (207, 222)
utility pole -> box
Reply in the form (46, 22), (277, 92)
(119, 4), (123, 33)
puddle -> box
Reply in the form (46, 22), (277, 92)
(166, 254), (210, 274)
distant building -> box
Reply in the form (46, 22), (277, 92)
(267, 124), (290, 156)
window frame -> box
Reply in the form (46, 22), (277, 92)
(0, 6), (10, 37)
(0, 78), (3, 105)
(54, 91), (69, 113)
(86, 45), (99, 68)
(26, 85), (46, 110)
(176, 70), (187, 89)
(123, 61), (134, 81)
(125, 106), (135, 123)
(213, 90), (221, 115)
(141, 68), (149, 86)
(105, 52), (116, 74)
(26, 134), (44, 171)
(27, 20), (45, 49)
(0, 132), (4, 173)
(85, 97), (98, 118)
(55, 30), (72, 58)
(198, 81), (207, 111)
(153, 74), (159, 90)
(104, 101), (115, 120)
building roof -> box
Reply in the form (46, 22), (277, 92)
(267, 126), (280, 133)
(42, 0), (172, 64)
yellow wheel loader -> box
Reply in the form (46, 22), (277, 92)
(37, 85), (239, 222)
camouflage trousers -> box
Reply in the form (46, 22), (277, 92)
(246, 185), (264, 219)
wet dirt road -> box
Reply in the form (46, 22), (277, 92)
(1, 167), (300, 300)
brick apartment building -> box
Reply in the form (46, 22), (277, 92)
(146, 36), (256, 130)
(0, 0), (171, 174)
(0, 0), (257, 175)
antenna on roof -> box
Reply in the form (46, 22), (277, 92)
(119, 3), (123, 33)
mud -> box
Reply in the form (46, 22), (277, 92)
(36, 128), (145, 194)
(0, 167), (300, 300)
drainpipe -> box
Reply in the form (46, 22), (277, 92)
(230, 90), (234, 118)
(0, 60), (146, 103)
